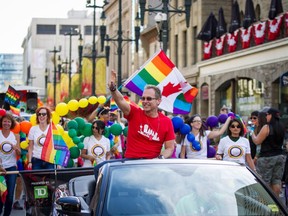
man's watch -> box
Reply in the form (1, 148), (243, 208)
(158, 155), (165, 159)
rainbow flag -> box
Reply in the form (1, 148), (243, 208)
(110, 96), (138, 111)
(124, 50), (198, 114)
(41, 123), (70, 166)
(0, 176), (7, 203)
(110, 98), (118, 112)
(10, 105), (20, 116)
(4, 85), (21, 107)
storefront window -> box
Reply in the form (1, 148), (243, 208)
(236, 78), (264, 117)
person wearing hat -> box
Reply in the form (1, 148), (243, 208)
(252, 108), (286, 197)
(108, 70), (175, 159)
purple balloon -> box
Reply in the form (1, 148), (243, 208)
(228, 112), (235, 119)
(180, 124), (191, 135)
(206, 115), (219, 128)
(187, 133), (195, 142)
(172, 116), (184, 132)
(218, 113), (228, 124)
(207, 146), (216, 158)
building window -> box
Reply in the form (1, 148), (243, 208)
(60, 25), (79, 35)
(175, 35), (178, 67)
(255, 4), (261, 21)
(36, 25), (56, 35)
(84, 25), (98, 36)
(193, 26), (197, 65)
(183, 30), (187, 67)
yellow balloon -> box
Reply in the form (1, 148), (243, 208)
(56, 124), (64, 135)
(52, 111), (60, 124)
(20, 140), (29, 150)
(98, 95), (106, 104)
(68, 99), (79, 111)
(55, 102), (69, 116)
(30, 113), (37, 126)
(88, 96), (98, 105)
(79, 98), (88, 108)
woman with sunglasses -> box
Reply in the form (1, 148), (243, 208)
(0, 113), (21, 216)
(27, 106), (54, 170)
(252, 108), (286, 197)
(180, 114), (231, 159)
(216, 119), (255, 170)
(81, 120), (111, 167)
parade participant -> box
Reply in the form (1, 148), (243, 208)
(180, 114), (231, 159)
(252, 108), (286, 197)
(27, 106), (54, 170)
(81, 120), (111, 166)
(216, 118), (255, 170)
(108, 70), (175, 159)
(0, 113), (21, 216)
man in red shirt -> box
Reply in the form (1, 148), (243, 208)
(108, 71), (175, 159)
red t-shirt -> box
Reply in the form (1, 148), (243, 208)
(124, 104), (175, 159)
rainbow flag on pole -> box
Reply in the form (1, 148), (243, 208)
(124, 50), (198, 114)
(0, 176), (7, 203)
(41, 123), (69, 166)
(4, 85), (21, 107)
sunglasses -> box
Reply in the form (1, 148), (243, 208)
(250, 117), (258, 120)
(230, 125), (241, 129)
(92, 126), (99, 129)
(141, 97), (157, 101)
(37, 113), (47, 117)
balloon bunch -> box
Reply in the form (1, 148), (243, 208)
(171, 116), (201, 151)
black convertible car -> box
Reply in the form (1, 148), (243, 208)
(53, 159), (288, 216)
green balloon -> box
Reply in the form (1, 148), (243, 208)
(72, 136), (81, 144)
(80, 123), (93, 137)
(78, 135), (85, 142)
(67, 120), (78, 130)
(77, 142), (84, 150)
(74, 117), (86, 130)
(110, 123), (123, 136)
(104, 127), (110, 138)
(123, 126), (128, 137)
(68, 129), (77, 138)
(66, 158), (74, 168)
(70, 146), (80, 159)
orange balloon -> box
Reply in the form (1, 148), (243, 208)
(20, 121), (33, 134)
(11, 122), (21, 134)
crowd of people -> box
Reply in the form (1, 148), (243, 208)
(0, 71), (287, 215)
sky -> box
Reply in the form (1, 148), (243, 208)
(0, 0), (87, 54)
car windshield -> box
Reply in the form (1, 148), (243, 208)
(103, 163), (285, 216)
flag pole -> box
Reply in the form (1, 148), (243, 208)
(0, 171), (19, 175)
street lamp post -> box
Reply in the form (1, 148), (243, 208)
(139, 0), (192, 53)
(86, 0), (109, 95)
(49, 46), (61, 107)
(78, 33), (83, 96)
(64, 28), (79, 96)
(100, 0), (141, 89)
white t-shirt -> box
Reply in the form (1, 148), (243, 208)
(28, 125), (49, 159)
(0, 131), (18, 168)
(217, 136), (251, 164)
(183, 130), (211, 159)
(83, 135), (110, 167)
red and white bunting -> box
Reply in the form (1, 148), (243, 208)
(240, 26), (252, 49)
(285, 12), (288, 37)
(215, 35), (226, 56)
(253, 21), (266, 45)
(203, 40), (213, 60)
(227, 30), (239, 53)
(267, 14), (283, 41)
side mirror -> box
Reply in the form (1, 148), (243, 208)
(56, 196), (81, 213)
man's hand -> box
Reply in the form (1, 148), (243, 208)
(109, 69), (117, 92)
